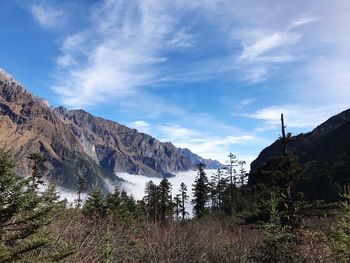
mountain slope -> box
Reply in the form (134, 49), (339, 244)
(250, 109), (350, 201)
(0, 68), (221, 192)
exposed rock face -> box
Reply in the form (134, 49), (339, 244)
(53, 107), (193, 177)
(0, 68), (221, 191)
(0, 69), (117, 192)
(177, 148), (223, 169)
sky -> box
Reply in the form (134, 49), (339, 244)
(1, 0), (350, 166)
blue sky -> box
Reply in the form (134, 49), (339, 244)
(1, 0), (350, 165)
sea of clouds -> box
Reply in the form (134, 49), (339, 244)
(57, 169), (217, 215)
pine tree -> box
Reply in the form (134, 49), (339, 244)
(179, 182), (189, 220)
(238, 160), (248, 188)
(173, 194), (181, 220)
(226, 153), (238, 187)
(210, 168), (227, 210)
(223, 153), (239, 215)
(250, 114), (305, 227)
(159, 177), (173, 222)
(144, 181), (160, 222)
(253, 192), (299, 263)
(76, 174), (87, 207)
(0, 148), (72, 262)
(192, 163), (210, 218)
(27, 152), (46, 192)
(83, 187), (106, 217)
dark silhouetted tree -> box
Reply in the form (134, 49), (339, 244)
(192, 163), (210, 218)
(179, 182), (189, 220)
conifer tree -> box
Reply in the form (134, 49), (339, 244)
(159, 177), (173, 222)
(211, 168), (227, 210)
(223, 153), (239, 215)
(173, 194), (181, 220)
(83, 187), (106, 217)
(144, 181), (160, 221)
(0, 148), (71, 262)
(192, 163), (210, 218)
(238, 160), (248, 188)
(253, 192), (299, 263)
(179, 182), (189, 220)
(27, 152), (46, 192)
(76, 174), (87, 207)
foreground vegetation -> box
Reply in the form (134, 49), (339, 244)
(1, 116), (349, 262)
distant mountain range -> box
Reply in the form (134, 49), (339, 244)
(0, 68), (222, 192)
(250, 108), (350, 202)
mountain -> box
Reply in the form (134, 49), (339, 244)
(177, 148), (223, 169)
(250, 109), (350, 202)
(0, 68), (221, 192)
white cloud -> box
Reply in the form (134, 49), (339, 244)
(52, 0), (196, 108)
(30, 1), (64, 29)
(247, 105), (348, 131)
(154, 123), (255, 163)
(129, 120), (151, 134)
(239, 32), (300, 62)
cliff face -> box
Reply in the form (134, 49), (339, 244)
(0, 69), (117, 191)
(54, 107), (193, 177)
(0, 68), (221, 192)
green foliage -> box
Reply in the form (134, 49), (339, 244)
(143, 178), (173, 222)
(27, 152), (46, 192)
(159, 177), (173, 222)
(0, 148), (71, 262)
(329, 185), (350, 262)
(192, 163), (210, 218)
(83, 187), (107, 217)
(253, 193), (300, 263)
(102, 225), (113, 263)
(179, 182), (189, 220)
(251, 154), (305, 227)
(173, 194), (181, 220)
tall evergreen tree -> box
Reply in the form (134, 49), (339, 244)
(192, 163), (210, 218)
(250, 114), (304, 227)
(223, 153), (239, 215)
(76, 174), (87, 207)
(159, 177), (172, 222)
(173, 194), (181, 220)
(83, 187), (106, 217)
(27, 152), (46, 192)
(238, 160), (248, 188)
(0, 148), (71, 262)
(144, 181), (160, 222)
(211, 168), (227, 210)
(179, 182), (189, 220)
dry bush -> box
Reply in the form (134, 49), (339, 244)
(49, 213), (339, 263)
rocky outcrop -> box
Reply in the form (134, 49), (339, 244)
(54, 107), (193, 177)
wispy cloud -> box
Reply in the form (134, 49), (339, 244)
(245, 104), (347, 132)
(30, 1), (64, 29)
(52, 0), (196, 108)
(129, 121), (256, 163)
